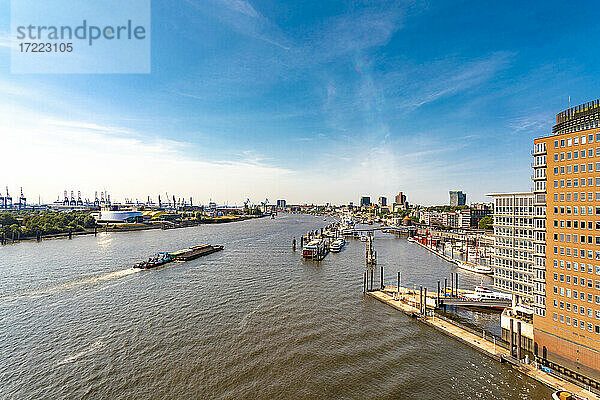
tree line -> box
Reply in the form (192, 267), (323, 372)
(0, 211), (97, 238)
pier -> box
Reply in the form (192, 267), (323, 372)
(412, 238), (457, 264)
(367, 289), (598, 399)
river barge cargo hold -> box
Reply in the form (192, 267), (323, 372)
(170, 244), (224, 262)
(133, 244), (224, 269)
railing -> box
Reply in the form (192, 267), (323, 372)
(432, 312), (510, 350)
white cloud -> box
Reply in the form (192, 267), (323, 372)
(0, 104), (295, 205)
(219, 0), (260, 18)
(0, 32), (18, 49)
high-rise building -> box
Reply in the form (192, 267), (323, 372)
(276, 200), (286, 209)
(360, 196), (371, 207)
(532, 98), (600, 383)
(394, 192), (407, 204)
(449, 190), (467, 206)
(378, 196), (387, 207)
(489, 192), (535, 306)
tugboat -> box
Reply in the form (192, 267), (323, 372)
(134, 252), (173, 269)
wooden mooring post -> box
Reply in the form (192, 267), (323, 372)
(455, 272), (459, 295)
(517, 321), (522, 361)
(363, 271), (367, 294)
(509, 318), (514, 357)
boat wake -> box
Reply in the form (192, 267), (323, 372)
(56, 340), (105, 366)
(38, 268), (141, 295)
(4, 268), (141, 302)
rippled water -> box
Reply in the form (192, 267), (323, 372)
(0, 214), (551, 399)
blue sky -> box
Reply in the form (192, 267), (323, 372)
(1, 0), (600, 205)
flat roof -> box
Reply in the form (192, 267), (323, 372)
(485, 192), (533, 197)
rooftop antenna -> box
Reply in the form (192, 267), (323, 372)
(569, 95), (571, 108)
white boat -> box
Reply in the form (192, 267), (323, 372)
(456, 260), (493, 275)
(463, 285), (512, 301)
(330, 238), (345, 253)
(302, 239), (326, 259)
(407, 237), (416, 243)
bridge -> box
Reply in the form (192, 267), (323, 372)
(348, 226), (417, 233)
(438, 297), (510, 309)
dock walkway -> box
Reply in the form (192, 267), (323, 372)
(368, 290), (599, 399)
(412, 239), (457, 265)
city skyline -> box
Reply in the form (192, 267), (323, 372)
(3, 1), (600, 205)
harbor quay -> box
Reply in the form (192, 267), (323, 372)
(366, 288), (598, 399)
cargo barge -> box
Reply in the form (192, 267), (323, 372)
(133, 244), (223, 269)
(169, 244), (224, 262)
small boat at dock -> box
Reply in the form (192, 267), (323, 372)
(463, 285), (512, 302)
(330, 238), (345, 253)
(302, 238), (327, 259)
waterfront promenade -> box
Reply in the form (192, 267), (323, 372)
(368, 289), (599, 399)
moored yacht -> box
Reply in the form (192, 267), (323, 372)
(330, 238), (345, 253)
(455, 260), (493, 275)
(463, 285), (512, 301)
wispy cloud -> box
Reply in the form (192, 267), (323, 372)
(394, 51), (515, 111)
(0, 32), (18, 49)
(185, 0), (290, 50)
(304, 4), (405, 61)
(44, 119), (137, 137)
(219, 0), (260, 18)
(509, 112), (553, 133)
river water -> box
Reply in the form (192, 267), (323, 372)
(0, 214), (550, 399)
